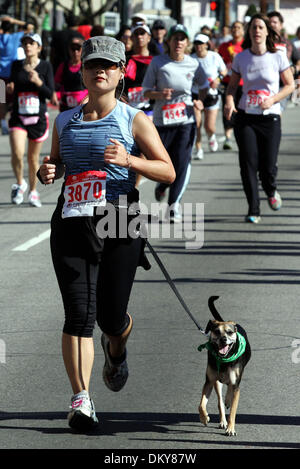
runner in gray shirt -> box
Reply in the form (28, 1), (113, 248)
(142, 24), (208, 222)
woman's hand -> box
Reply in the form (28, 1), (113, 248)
(224, 98), (237, 121)
(144, 88), (174, 101)
(39, 156), (57, 184)
(104, 139), (130, 168)
(25, 67), (43, 87)
(193, 99), (204, 111)
(6, 82), (14, 95)
(161, 88), (174, 100)
(260, 96), (275, 110)
(210, 78), (220, 89)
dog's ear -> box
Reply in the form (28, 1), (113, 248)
(228, 321), (237, 333)
(205, 320), (214, 334)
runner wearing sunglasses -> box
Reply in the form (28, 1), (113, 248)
(38, 36), (175, 431)
(54, 37), (88, 112)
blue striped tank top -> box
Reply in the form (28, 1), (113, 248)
(55, 100), (141, 201)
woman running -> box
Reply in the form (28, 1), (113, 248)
(38, 36), (175, 431)
(8, 32), (54, 207)
(224, 14), (294, 223)
(142, 24), (208, 222)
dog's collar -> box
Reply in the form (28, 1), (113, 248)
(198, 332), (246, 371)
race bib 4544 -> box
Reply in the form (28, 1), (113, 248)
(162, 102), (187, 125)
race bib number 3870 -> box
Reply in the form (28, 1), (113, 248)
(62, 170), (107, 218)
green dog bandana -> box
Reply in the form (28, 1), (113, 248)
(198, 332), (246, 372)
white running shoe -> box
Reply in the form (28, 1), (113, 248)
(28, 190), (42, 208)
(245, 215), (262, 224)
(68, 390), (99, 431)
(193, 147), (204, 160)
(208, 134), (218, 152)
(268, 191), (282, 211)
(11, 179), (28, 205)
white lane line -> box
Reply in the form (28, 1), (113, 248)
(12, 179), (150, 252)
(13, 229), (51, 252)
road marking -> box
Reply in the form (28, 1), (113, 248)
(12, 179), (149, 252)
(13, 229), (51, 251)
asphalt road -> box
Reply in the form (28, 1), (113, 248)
(0, 104), (299, 452)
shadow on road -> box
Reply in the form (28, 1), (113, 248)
(0, 411), (299, 448)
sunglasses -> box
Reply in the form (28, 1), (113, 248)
(84, 59), (121, 70)
(70, 43), (82, 51)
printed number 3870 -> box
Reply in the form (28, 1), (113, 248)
(67, 182), (103, 203)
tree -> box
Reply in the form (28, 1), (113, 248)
(27, 0), (117, 28)
(245, 4), (258, 17)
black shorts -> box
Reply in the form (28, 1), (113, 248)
(50, 189), (148, 338)
(9, 112), (49, 142)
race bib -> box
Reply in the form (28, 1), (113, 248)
(64, 91), (84, 108)
(62, 170), (107, 219)
(128, 87), (149, 108)
(18, 92), (40, 115)
(162, 102), (187, 125)
(245, 90), (270, 114)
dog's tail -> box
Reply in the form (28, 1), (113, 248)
(208, 296), (224, 322)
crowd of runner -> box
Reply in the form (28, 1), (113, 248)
(0, 9), (299, 432)
(0, 10), (299, 217)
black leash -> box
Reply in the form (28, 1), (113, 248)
(145, 240), (208, 336)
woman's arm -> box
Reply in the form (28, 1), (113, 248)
(104, 111), (175, 185)
(261, 67), (295, 110)
(0, 15), (25, 26)
(38, 123), (65, 184)
(143, 88), (174, 100)
(224, 70), (241, 120)
(28, 62), (54, 100)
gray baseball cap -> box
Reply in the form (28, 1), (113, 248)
(81, 36), (126, 64)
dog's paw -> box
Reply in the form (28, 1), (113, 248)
(225, 426), (237, 437)
(219, 420), (227, 430)
(199, 410), (210, 426)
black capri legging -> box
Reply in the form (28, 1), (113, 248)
(234, 110), (281, 216)
(50, 194), (144, 338)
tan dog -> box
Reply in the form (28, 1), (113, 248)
(198, 297), (251, 436)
